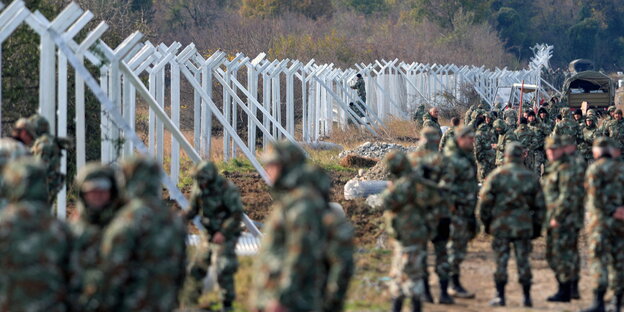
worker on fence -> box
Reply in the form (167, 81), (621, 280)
(250, 141), (326, 312)
(0, 158), (72, 311)
(29, 114), (72, 205)
(350, 74), (366, 104)
(69, 163), (124, 311)
(100, 157), (187, 311)
(180, 161), (243, 312)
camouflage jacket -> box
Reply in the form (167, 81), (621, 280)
(528, 120), (547, 152)
(477, 161), (546, 239)
(495, 129), (518, 166)
(251, 167), (326, 312)
(443, 139), (478, 212)
(602, 119), (624, 150)
(321, 207), (354, 312)
(439, 126), (455, 152)
(541, 155), (585, 230)
(540, 117), (555, 133)
(552, 118), (582, 143)
(581, 124), (600, 160)
(187, 178), (243, 241)
(502, 108), (517, 122)
(413, 105), (425, 124)
(422, 113), (441, 134)
(464, 105), (477, 125)
(474, 123), (495, 164)
(514, 124), (538, 153)
(407, 146), (451, 219)
(585, 157), (624, 235)
(31, 134), (71, 203)
(350, 78), (366, 99)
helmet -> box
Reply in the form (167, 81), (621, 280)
(28, 114), (50, 138)
(121, 157), (162, 199)
(384, 150), (411, 179)
(504, 142), (524, 160)
(0, 138), (28, 169)
(193, 161), (220, 185)
(2, 158), (48, 203)
(75, 162), (121, 225)
(13, 118), (36, 139)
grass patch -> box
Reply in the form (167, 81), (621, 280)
(217, 158), (257, 174)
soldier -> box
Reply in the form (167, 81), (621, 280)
(350, 74), (366, 104)
(250, 141), (326, 312)
(492, 119), (518, 167)
(423, 107), (442, 136)
(100, 157), (187, 311)
(528, 111), (547, 175)
(538, 108), (555, 133)
(0, 158), (72, 311)
(0, 138), (29, 209)
(413, 104), (426, 128)
(29, 114), (72, 205)
(515, 117), (537, 170)
(573, 109), (585, 127)
(70, 163), (123, 311)
(9, 117), (36, 147)
(477, 143), (546, 307)
(581, 115), (600, 163)
(439, 117), (460, 152)
(602, 108), (624, 151)
(541, 136), (585, 302)
(580, 138), (624, 312)
(504, 116), (517, 131)
(322, 200), (354, 312)
(474, 116), (496, 182)
(464, 104), (477, 126)
(407, 127), (454, 304)
(442, 127), (478, 299)
(470, 102), (490, 123)
(180, 161), (243, 311)
(382, 151), (440, 312)
(552, 107), (582, 144)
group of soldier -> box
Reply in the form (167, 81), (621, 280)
(384, 98), (624, 312)
(0, 114), (355, 312)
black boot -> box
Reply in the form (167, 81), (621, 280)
(489, 281), (506, 306)
(571, 279), (581, 300)
(222, 300), (233, 312)
(580, 290), (605, 312)
(438, 279), (455, 304)
(422, 278), (434, 303)
(392, 297), (403, 312)
(522, 282), (533, 307)
(411, 297), (422, 312)
(450, 274), (476, 299)
(547, 280), (571, 302)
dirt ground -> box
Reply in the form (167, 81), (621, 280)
(223, 167), (599, 312)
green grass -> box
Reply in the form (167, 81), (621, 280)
(217, 158), (257, 174)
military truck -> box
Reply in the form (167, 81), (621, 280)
(562, 59), (615, 111)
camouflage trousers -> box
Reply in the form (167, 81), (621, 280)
(477, 159), (495, 182)
(533, 151), (545, 176)
(523, 153), (535, 172)
(180, 240), (238, 307)
(389, 240), (427, 299)
(546, 227), (580, 283)
(492, 237), (532, 284)
(589, 229), (624, 294)
(449, 212), (477, 276)
(423, 218), (451, 281)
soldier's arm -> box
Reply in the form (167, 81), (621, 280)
(554, 164), (579, 224)
(531, 180), (547, 234)
(221, 185), (244, 240)
(186, 185), (201, 221)
(323, 218), (355, 312)
(477, 175), (496, 230)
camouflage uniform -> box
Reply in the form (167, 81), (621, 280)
(382, 151), (440, 312)
(474, 122), (496, 182)
(602, 115), (624, 151)
(581, 115), (600, 162)
(541, 137), (585, 302)
(552, 108), (582, 144)
(180, 161), (243, 310)
(422, 112), (442, 136)
(442, 128), (478, 298)
(250, 142), (326, 312)
(514, 123), (537, 170)
(439, 125), (456, 152)
(502, 107), (517, 122)
(0, 158), (72, 311)
(528, 118), (547, 175)
(407, 128), (454, 304)
(350, 76), (366, 104)
(464, 105), (477, 125)
(413, 105), (426, 128)
(100, 157), (187, 311)
(540, 114), (555, 133)
(70, 163), (123, 311)
(582, 138), (624, 312)
(0, 138), (29, 209)
(493, 119), (518, 167)
(477, 143), (546, 307)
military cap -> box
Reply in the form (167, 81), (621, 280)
(420, 127), (441, 142)
(384, 150), (411, 179)
(560, 135), (575, 146)
(193, 161), (219, 182)
(260, 141), (306, 167)
(504, 142), (524, 159)
(616, 109), (623, 115)
(3, 157), (48, 203)
(28, 114), (50, 138)
(573, 109), (582, 115)
(493, 119), (506, 129)
(586, 115), (598, 123)
(544, 136), (561, 150)
(13, 118), (36, 138)
(527, 110), (536, 117)
(608, 106), (617, 113)
(587, 109), (596, 116)
(593, 137), (613, 148)
(121, 156), (163, 198)
(455, 126), (474, 138)
(538, 107), (548, 115)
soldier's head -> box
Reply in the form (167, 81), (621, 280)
(523, 108), (530, 118)
(28, 114), (50, 138)
(0, 138), (28, 171)
(429, 107), (439, 119)
(11, 118), (36, 147)
(560, 135), (577, 155)
(527, 111), (536, 123)
(384, 150), (411, 180)
(538, 108), (548, 120)
(615, 109), (623, 120)
(608, 106), (617, 117)
(455, 127), (475, 152)
(504, 142), (524, 164)
(493, 119), (507, 135)
(120, 157), (163, 199)
(474, 116), (485, 128)
(75, 162), (120, 225)
(193, 161), (222, 188)
(356, 74), (362, 79)
(555, 114), (563, 123)
(261, 140), (307, 187)
(593, 137), (614, 160)
(545, 137), (563, 161)
(587, 109), (596, 117)
(419, 127), (441, 149)
(586, 115), (597, 128)
(2, 158), (48, 204)
(519, 117), (528, 125)
(451, 117), (460, 127)
(485, 112), (493, 124)
(561, 108), (571, 119)
(573, 109), (583, 121)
